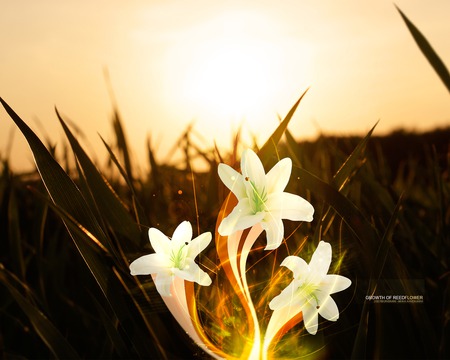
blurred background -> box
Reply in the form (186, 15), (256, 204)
(1, 0), (449, 172)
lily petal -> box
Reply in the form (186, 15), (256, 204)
(130, 254), (171, 275)
(318, 296), (339, 322)
(265, 192), (314, 222)
(309, 241), (331, 276)
(153, 272), (173, 297)
(172, 221), (193, 247)
(241, 149), (267, 191)
(218, 164), (246, 199)
(280, 256), (309, 279)
(266, 157), (292, 194)
(217, 149), (315, 252)
(302, 303), (319, 335)
(188, 232), (212, 259)
(267, 241), (351, 339)
(269, 280), (299, 310)
(262, 218), (284, 250)
(148, 227), (172, 255)
(218, 199), (264, 235)
(174, 262), (212, 286)
(322, 274), (352, 295)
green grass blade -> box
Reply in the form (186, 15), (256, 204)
(100, 136), (148, 228)
(292, 166), (379, 250)
(103, 67), (134, 180)
(56, 110), (142, 254)
(99, 134), (148, 227)
(0, 98), (107, 245)
(284, 129), (380, 252)
(113, 110), (134, 181)
(0, 98), (119, 301)
(1, 99), (172, 359)
(332, 122), (378, 190)
(258, 88), (309, 166)
(396, 5), (450, 93)
(146, 138), (169, 218)
(27, 194), (166, 358)
(7, 190), (26, 280)
(101, 135), (135, 193)
(26, 185), (50, 306)
(28, 187), (109, 255)
(90, 293), (131, 358)
(0, 266), (79, 359)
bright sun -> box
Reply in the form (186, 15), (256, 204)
(181, 36), (280, 118)
(158, 8), (315, 151)
(163, 10), (294, 128)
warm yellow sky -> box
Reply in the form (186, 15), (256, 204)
(1, 0), (449, 172)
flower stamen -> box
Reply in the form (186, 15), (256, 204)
(217, 148), (315, 250)
(248, 180), (268, 213)
(170, 244), (186, 269)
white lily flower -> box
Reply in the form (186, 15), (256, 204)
(269, 241), (351, 335)
(218, 148), (314, 250)
(130, 221), (212, 297)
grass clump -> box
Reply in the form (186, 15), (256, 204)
(0, 90), (448, 359)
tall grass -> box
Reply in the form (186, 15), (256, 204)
(1, 93), (448, 358)
(0, 6), (449, 359)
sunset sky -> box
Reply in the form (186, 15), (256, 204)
(1, 0), (449, 172)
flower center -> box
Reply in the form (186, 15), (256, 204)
(246, 179), (268, 213)
(170, 244), (187, 270)
(296, 280), (321, 308)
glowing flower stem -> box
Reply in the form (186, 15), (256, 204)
(227, 229), (246, 297)
(216, 194), (263, 359)
(262, 300), (303, 359)
(154, 275), (224, 360)
(238, 224), (263, 360)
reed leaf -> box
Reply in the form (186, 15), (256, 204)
(0, 98), (117, 290)
(90, 292), (131, 358)
(284, 128), (380, 250)
(396, 5), (450, 93)
(0, 98), (108, 246)
(100, 134), (148, 228)
(7, 189), (26, 280)
(332, 122), (378, 191)
(0, 99), (153, 357)
(258, 88), (309, 166)
(27, 187), (109, 255)
(56, 109), (142, 254)
(113, 110), (134, 181)
(0, 266), (79, 359)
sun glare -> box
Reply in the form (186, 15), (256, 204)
(163, 10), (301, 132)
(182, 37), (279, 118)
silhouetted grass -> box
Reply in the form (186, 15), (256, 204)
(1, 6), (449, 358)
(0, 108), (448, 358)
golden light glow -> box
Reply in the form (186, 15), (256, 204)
(181, 37), (279, 118)
(162, 10), (311, 133)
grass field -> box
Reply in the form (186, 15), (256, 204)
(1, 6), (449, 359)
(0, 93), (448, 359)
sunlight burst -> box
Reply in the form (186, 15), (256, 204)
(164, 10), (292, 128)
(181, 37), (279, 119)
